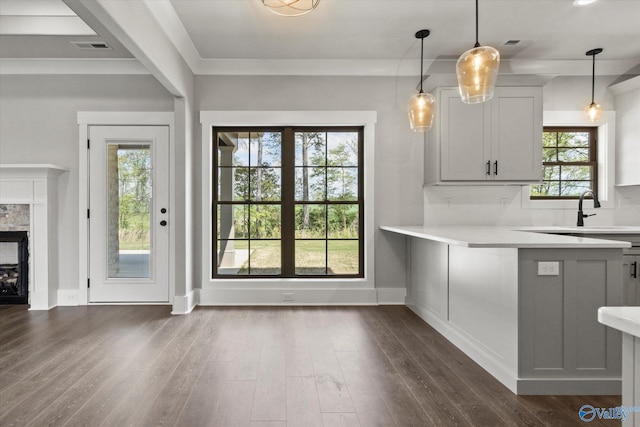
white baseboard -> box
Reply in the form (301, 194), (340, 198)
(377, 287), (406, 305)
(198, 288), (378, 306)
(172, 290), (198, 314)
(57, 289), (79, 306)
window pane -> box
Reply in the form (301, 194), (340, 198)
(295, 204), (325, 238)
(327, 204), (359, 238)
(217, 205), (248, 239)
(557, 132), (590, 148)
(327, 167), (358, 201)
(249, 205), (281, 239)
(218, 132), (249, 167)
(531, 182), (560, 197)
(295, 132), (326, 166)
(249, 240), (281, 275)
(250, 132), (281, 167)
(560, 181), (593, 197)
(295, 240), (326, 275)
(557, 148), (589, 162)
(249, 167), (281, 201)
(328, 240), (359, 275)
(543, 148), (557, 162)
(560, 165), (592, 181)
(542, 132), (557, 147)
(218, 167), (249, 201)
(295, 167), (326, 201)
(327, 132), (358, 166)
(542, 166), (560, 181)
(216, 239), (249, 275)
(109, 145), (151, 279)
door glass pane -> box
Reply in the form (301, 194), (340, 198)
(108, 144), (151, 279)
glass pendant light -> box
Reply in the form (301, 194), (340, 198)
(585, 48), (603, 122)
(262, 0), (320, 17)
(456, 0), (500, 104)
(408, 29), (436, 132)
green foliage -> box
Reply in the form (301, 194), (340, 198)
(117, 148), (151, 249)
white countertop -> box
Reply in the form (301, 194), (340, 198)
(518, 226), (640, 235)
(598, 307), (640, 338)
(380, 225), (633, 249)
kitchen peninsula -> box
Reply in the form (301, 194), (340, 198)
(381, 226), (632, 395)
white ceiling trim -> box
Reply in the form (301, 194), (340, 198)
(0, 58), (149, 74)
(191, 58), (639, 77)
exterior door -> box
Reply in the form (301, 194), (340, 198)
(88, 126), (169, 303)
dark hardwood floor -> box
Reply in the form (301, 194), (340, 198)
(0, 304), (621, 426)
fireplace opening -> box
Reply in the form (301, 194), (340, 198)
(0, 231), (29, 304)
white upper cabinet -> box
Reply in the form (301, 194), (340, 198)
(611, 76), (640, 186)
(426, 86), (543, 185)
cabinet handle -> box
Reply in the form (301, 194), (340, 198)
(632, 261), (638, 279)
(486, 161), (491, 176)
(494, 160), (498, 176)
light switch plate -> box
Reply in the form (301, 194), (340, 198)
(538, 261), (560, 276)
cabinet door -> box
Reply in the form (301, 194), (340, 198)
(623, 255), (640, 305)
(440, 89), (491, 181)
(491, 87), (542, 181)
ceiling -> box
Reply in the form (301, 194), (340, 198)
(1, 0), (639, 78)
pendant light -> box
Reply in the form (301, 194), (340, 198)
(262, 0), (319, 17)
(456, 0), (500, 104)
(408, 29), (436, 132)
(585, 48), (603, 122)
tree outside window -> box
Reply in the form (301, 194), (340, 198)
(213, 127), (363, 278)
(530, 127), (598, 199)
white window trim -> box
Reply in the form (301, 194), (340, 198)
(521, 110), (616, 210)
(200, 111), (377, 305)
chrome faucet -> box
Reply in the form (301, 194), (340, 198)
(577, 189), (601, 226)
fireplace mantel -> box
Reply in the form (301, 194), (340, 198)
(0, 164), (67, 309)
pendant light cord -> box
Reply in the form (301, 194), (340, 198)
(591, 53), (596, 104)
(419, 36), (424, 93)
(474, 0), (480, 48)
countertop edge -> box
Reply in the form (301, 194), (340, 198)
(598, 307), (640, 338)
(380, 225), (633, 249)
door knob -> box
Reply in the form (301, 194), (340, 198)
(160, 220), (167, 226)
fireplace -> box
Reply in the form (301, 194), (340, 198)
(0, 231), (29, 304)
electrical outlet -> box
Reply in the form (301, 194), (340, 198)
(282, 292), (294, 302)
(538, 261), (560, 276)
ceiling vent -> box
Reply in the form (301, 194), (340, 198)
(504, 40), (521, 46)
(71, 41), (111, 50)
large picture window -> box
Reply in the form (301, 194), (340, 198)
(213, 127), (364, 278)
(530, 127), (598, 199)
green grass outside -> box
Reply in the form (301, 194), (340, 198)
(231, 239), (359, 275)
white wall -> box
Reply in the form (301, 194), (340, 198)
(0, 74), (174, 291)
(422, 75), (640, 227)
(194, 75), (425, 290)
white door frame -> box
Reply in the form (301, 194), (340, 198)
(78, 112), (175, 305)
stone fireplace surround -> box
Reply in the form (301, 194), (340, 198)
(0, 165), (66, 310)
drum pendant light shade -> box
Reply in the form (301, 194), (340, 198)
(585, 48), (603, 122)
(409, 92), (436, 132)
(262, 0), (320, 16)
(408, 29), (435, 132)
(456, 0), (500, 104)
